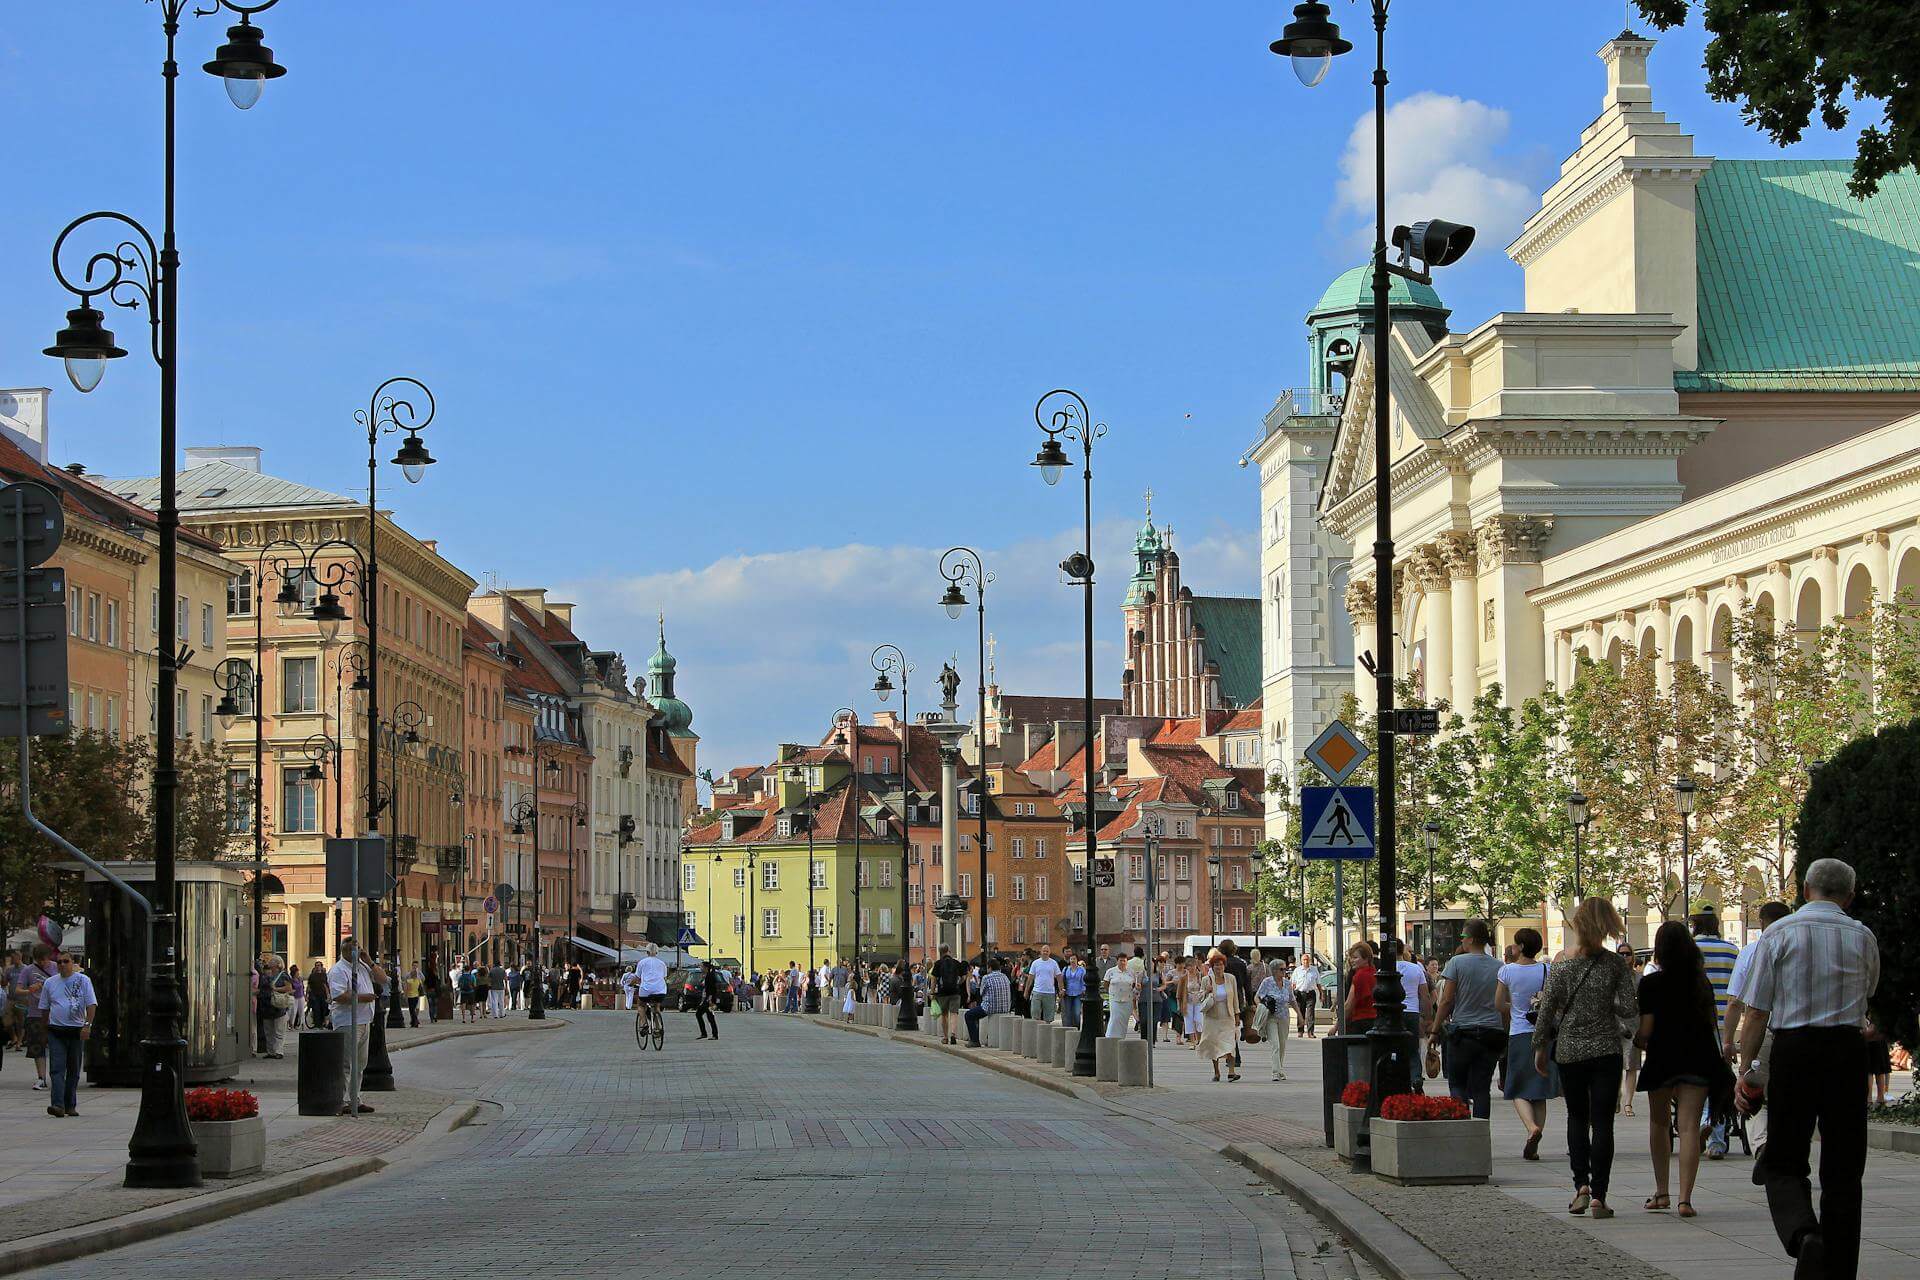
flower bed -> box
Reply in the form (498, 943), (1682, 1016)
(1369, 1093), (1489, 1185)
(186, 1088), (265, 1178)
(1339, 1080), (1370, 1109)
(1379, 1093), (1470, 1122)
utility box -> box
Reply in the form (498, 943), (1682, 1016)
(72, 860), (251, 1086)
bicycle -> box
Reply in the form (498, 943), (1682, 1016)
(635, 998), (665, 1051)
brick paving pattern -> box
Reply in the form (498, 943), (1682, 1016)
(32, 1010), (1377, 1280)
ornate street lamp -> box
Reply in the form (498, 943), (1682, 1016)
(871, 644), (918, 1031)
(781, 764), (824, 1013)
(1421, 820), (1439, 952)
(937, 549), (994, 965)
(1673, 777), (1698, 916)
(509, 795), (546, 1019)
(41, 0), (289, 1189)
(1029, 389), (1105, 1076)
(1270, 0), (1475, 1117)
(1564, 791), (1590, 901)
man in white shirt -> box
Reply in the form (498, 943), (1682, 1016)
(328, 943), (386, 1115)
(1292, 954), (1322, 1037)
(1024, 946), (1063, 1024)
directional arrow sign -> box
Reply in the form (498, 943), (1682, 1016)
(1304, 719), (1369, 786)
(1299, 786), (1375, 860)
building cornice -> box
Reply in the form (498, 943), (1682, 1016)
(1507, 155), (1712, 268)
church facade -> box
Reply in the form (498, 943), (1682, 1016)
(1119, 512), (1260, 719)
(1252, 34), (1920, 880)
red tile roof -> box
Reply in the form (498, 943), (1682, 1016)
(0, 437), (222, 553)
(648, 738), (692, 777)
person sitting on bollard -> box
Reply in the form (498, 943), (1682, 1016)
(964, 959), (1012, 1047)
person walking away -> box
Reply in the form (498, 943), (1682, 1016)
(1253, 959), (1293, 1080)
(487, 960), (508, 1019)
(831, 957), (849, 1015)
(1219, 939), (1254, 1061)
(965, 960), (1011, 1047)
(36, 951), (95, 1117)
(308, 959), (334, 1029)
(1534, 898), (1637, 1221)
(403, 964), (423, 1028)
(1292, 952), (1321, 1038)
(1437, 920), (1506, 1120)
(13, 945), (54, 1091)
(1690, 907), (1741, 1159)
(506, 963), (524, 1011)
(1735, 858), (1879, 1280)
(1197, 950), (1242, 1082)
(328, 943), (385, 1114)
(458, 964), (478, 1022)
(257, 954), (292, 1059)
(931, 944), (966, 1045)
(1103, 954), (1138, 1039)
(287, 962), (307, 1031)
(421, 956), (441, 1023)
(1390, 940), (1433, 1089)
(1060, 951), (1087, 1028)
(1497, 927), (1557, 1160)
(695, 961), (722, 1040)
(1617, 942), (1644, 1115)
(1636, 921), (1734, 1218)
(1343, 941), (1378, 1036)
(1025, 945), (1062, 1024)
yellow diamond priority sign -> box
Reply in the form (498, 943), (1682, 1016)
(1304, 719), (1369, 786)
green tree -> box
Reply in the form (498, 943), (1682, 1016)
(1795, 717), (1919, 1051)
(0, 731), (151, 939)
(1635, 1), (1920, 198)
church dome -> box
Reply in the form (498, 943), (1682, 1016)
(646, 615), (694, 736)
(1308, 264), (1446, 320)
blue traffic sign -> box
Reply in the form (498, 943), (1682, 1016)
(1299, 786), (1375, 860)
(676, 924), (706, 948)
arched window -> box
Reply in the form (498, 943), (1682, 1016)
(1328, 564), (1354, 667)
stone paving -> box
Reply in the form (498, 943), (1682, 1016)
(33, 1009), (1379, 1280)
(0, 1013), (557, 1243)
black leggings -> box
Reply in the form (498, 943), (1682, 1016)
(1559, 1053), (1624, 1201)
(695, 1005), (718, 1038)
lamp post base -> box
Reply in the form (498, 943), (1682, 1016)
(895, 985), (916, 1032)
(1072, 994), (1101, 1076)
(124, 1035), (202, 1188)
(360, 1003), (396, 1091)
(804, 989), (821, 1014)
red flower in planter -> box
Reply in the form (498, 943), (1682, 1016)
(185, 1087), (260, 1122)
(1378, 1092), (1471, 1122)
(1339, 1080), (1370, 1109)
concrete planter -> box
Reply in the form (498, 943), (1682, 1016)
(190, 1114), (266, 1179)
(1331, 1104), (1368, 1162)
(1369, 1117), (1491, 1185)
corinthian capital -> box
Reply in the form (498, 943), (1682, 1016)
(1344, 573), (1378, 621)
(1475, 514), (1555, 568)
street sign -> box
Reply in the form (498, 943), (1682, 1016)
(1091, 856), (1116, 888)
(1299, 786), (1375, 860)
(493, 882), (515, 905)
(1, 481), (69, 738)
(482, 894), (499, 915)
(324, 837), (387, 899)
(1392, 707), (1441, 736)
(676, 924), (705, 948)
(1304, 719), (1369, 785)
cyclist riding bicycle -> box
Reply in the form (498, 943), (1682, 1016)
(633, 942), (669, 1026)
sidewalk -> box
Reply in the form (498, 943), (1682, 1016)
(0, 1012), (563, 1267)
(860, 1012), (1918, 1280)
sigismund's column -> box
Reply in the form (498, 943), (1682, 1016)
(939, 743), (961, 954)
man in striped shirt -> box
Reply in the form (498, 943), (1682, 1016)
(1736, 858), (1880, 1280)
(1690, 908), (1742, 1158)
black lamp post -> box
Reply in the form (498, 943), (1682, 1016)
(829, 708), (860, 967)
(871, 644), (917, 1031)
(1672, 777), (1697, 917)
(1208, 851), (1224, 948)
(938, 549), (992, 966)
(615, 814), (636, 965)
(348, 377), (438, 1083)
(372, 698), (424, 1050)
(42, 0), (287, 1189)
(782, 764), (823, 1013)
(1031, 388), (1105, 1077)
(566, 803), (586, 967)
(510, 796), (546, 1018)
(1421, 820), (1439, 954)
(1270, 0), (1475, 1115)
(1564, 791), (1590, 902)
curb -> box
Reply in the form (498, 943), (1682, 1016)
(0, 1093), (486, 1277)
(389, 1015), (569, 1054)
(1223, 1143), (1465, 1280)
(809, 1015), (1463, 1280)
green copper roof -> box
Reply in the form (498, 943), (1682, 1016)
(1187, 596), (1260, 709)
(1308, 264), (1447, 320)
(1685, 159), (1920, 391)
(648, 615), (693, 735)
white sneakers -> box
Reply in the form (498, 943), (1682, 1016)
(31, 1080), (49, 1091)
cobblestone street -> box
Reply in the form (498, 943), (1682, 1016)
(32, 1011), (1376, 1280)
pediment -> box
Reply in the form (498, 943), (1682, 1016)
(1319, 320), (1450, 518)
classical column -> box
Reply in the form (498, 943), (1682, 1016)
(1442, 533), (1479, 714)
(1809, 546), (1840, 626)
(1344, 573), (1379, 714)
(1861, 531), (1892, 599)
(1648, 599), (1674, 693)
(1411, 546), (1451, 707)
(1474, 515), (1556, 701)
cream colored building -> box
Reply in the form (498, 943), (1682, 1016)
(1252, 33), (1920, 934)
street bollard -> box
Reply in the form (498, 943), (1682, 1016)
(1114, 1038), (1150, 1086)
(1094, 1036), (1121, 1082)
(1051, 1023), (1072, 1068)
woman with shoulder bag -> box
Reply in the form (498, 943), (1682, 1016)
(1533, 899), (1638, 1221)
(257, 954), (292, 1059)
(1253, 959), (1294, 1081)
(1197, 950), (1243, 1082)
(307, 959), (333, 1029)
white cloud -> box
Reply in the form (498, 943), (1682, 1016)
(556, 522), (1257, 782)
(1334, 91), (1533, 259)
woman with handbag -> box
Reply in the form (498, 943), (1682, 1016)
(1197, 950), (1243, 1082)
(1497, 926), (1558, 1160)
(257, 954), (293, 1059)
(1635, 921), (1728, 1219)
(1534, 898), (1638, 1220)
(1253, 959), (1294, 1081)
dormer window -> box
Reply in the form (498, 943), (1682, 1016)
(1224, 790), (1240, 810)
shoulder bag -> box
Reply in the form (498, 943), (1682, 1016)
(1538, 956), (1603, 1060)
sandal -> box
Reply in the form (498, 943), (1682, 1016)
(1645, 1195), (1670, 1211)
(1677, 1202), (1696, 1219)
(1569, 1189), (1591, 1215)
(1522, 1131), (1542, 1161)
(1591, 1202), (1615, 1220)
(1623, 1102), (1635, 1117)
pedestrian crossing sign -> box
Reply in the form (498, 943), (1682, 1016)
(1299, 786), (1375, 860)
(677, 924), (705, 948)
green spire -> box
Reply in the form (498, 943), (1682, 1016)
(648, 614), (694, 736)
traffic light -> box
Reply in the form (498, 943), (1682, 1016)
(1, 481), (69, 738)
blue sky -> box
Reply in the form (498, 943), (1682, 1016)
(0, 3), (1874, 778)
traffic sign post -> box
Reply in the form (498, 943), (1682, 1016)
(1304, 719), (1369, 785)
(1391, 707), (1440, 736)
(1091, 857), (1116, 888)
(1, 481), (70, 738)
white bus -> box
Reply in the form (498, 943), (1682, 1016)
(1168, 932), (1302, 961)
